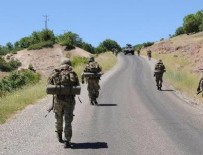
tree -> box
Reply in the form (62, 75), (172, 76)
(56, 31), (82, 50)
(38, 29), (55, 42)
(6, 42), (14, 51)
(95, 39), (121, 53)
(183, 14), (199, 34)
(31, 31), (40, 44)
(81, 42), (95, 53)
(175, 26), (185, 36)
(18, 37), (32, 48)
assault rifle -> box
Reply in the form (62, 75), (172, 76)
(45, 95), (54, 118)
(197, 90), (203, 95)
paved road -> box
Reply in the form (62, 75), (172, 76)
(1, 54), (203, 155)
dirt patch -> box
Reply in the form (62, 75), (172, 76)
(1, 45), (91, 78)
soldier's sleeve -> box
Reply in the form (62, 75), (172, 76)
(83, 65), (88, 72)
(47, 74), (54, 85)
(197, 79), (201, 91)
(96, 62), (102, 72)
(72, 71), (80, 86)
(47, 69), (58, 85)
(163, 65), (166, 72)
(197, 78), (203, 91)
(154, 64), (158, 72)
(99, 64), (102, 72)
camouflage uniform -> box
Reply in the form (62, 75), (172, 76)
(47, 59), (79, 148)
(154, 60), (166, 90)
(147, 50), (152, 60)
(137, 49), (140, 56)
(82, 57), (102, 105)
(197, 77), (203, 92)
(197, 70), (203, 96)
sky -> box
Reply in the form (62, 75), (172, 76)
(0, 0), (203, 47)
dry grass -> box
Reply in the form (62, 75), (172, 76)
(96, 52), (117, 73)
(0, 80), (46, 124)
(151, 52), (202, 101)
(0, 52), (117, 124)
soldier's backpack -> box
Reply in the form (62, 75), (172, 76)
(87, 62), (101, 73)
(47, 66), (81, 95)
(155, 63), (165, 73)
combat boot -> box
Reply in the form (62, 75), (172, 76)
(57, 132), (63, 143)
(94, 99), (98, 105)
(64, 141), (71, 148)
(90, 99), (94, 105)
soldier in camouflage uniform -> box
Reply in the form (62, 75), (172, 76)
(82, 56), (102, 105)
(197, 69), (203, 96)
(154, 59), (166, 90)
(47, 58), (80, 148)
(137, 49), (140, 56)
(147, 50), (152, 60)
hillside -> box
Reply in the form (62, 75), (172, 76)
(2, 44), (91, 78)
(143, 32), (203, 73)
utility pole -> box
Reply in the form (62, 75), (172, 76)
(43, 15), (49, 29)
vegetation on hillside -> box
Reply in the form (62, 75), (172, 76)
(174, 10), (203, 36)
(0, 57), (22, 72)
(0, 52), (116, 124)
(95, 39), (122, 53)
(0, 28), (123, 56)
(0, 70), (41, 97)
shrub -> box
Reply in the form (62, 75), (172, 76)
(71, 56), (88, 67)
(0, 57), (21, 72)
(28, 41), (54, 50)
(0, 70), (41, 96)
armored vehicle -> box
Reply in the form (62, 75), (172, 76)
(123, 44), (134, 55)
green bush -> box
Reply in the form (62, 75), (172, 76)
(0, 57), (22, 72)
(28, 41), (54, 50)
(0, 70), (41, 96)
(71, 56), (88, 67)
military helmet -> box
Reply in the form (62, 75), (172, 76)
(158, 59), (162, 63)
(60, 58), (72, 66)
(88, 56), (95, 62)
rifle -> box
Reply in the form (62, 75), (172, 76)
(197, 90), (203, 95)
(45, 95), (55, 118)
(77, 96), (82, 103)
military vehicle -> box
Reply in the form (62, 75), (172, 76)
(123, 44), (134, 55)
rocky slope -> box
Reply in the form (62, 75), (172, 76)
(143, 32), (203, 73)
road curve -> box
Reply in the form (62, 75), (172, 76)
(1, 54), (203, 155)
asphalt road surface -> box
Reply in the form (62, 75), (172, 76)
(1, 54), (203, 155)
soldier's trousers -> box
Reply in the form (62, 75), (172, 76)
(155, 74), (163, 88)
(54, 96), (75, 142)
(87, 78), (100, 101)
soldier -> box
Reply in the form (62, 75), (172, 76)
(197, 69), (203, 96)
(47, 58), (80, 148)
(154, 59), (166, 90)
(147, 50), (152, 60)
(81, 56), (102, 105)
(112, 48), (118, 56)
(137, 49), (140, 56)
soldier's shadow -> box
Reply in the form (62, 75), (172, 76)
(160, 89), (174, 91)
(97, 103), (117, 106)
(71, 142), (108, 149)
